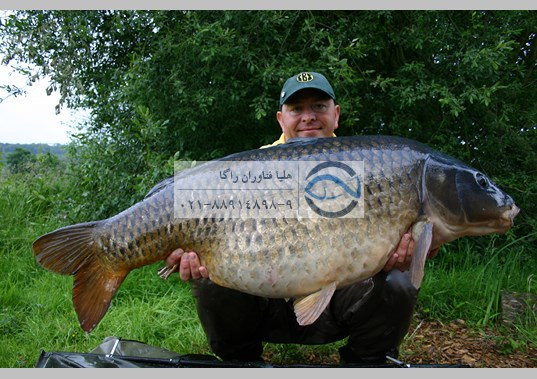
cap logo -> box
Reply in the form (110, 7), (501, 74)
(296, 72), (314, 83)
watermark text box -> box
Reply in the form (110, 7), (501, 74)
(174, 160), (364, 219)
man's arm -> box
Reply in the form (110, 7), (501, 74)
(382, 231), (414, 272)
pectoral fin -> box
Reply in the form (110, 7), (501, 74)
(293, 282), (337, 326)
(409, 221), (433, 290)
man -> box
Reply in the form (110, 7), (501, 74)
(164, 72), (418, 364)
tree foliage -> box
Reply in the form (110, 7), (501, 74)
(1, 11), (536, 237)
(6, 147), (35, 173)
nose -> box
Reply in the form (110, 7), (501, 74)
(301, 110), (317, 122)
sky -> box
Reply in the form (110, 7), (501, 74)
(0, 61), (87, 145)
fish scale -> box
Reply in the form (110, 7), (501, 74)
(32, 135), (519, 333)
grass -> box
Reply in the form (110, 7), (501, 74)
(1, 166), (535, 368)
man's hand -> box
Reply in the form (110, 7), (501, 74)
(165, 248), (209, 281)
(383, 231), (415, 272)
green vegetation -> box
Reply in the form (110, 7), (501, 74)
(0, 10), (536, 367)
(0, 143), (66, 163)
(0, 147), (535, 368)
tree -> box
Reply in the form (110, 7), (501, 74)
(1, 11), (535, 230)
(6, 147), (35, 173)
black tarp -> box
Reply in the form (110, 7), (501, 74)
(35, 336), (467, 368)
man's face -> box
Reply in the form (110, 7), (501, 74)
(276, 89), (340, 140)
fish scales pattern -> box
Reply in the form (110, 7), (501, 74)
(90, 136), (427, 298)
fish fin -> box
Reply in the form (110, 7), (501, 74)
(32, 222), (128, 333)
(73, 258), (128, 333)
(145, 176), (173, 199)
(32, 222), (100, 274)
(293, 282), (337, 326)
(157, 263), (179, 280)
(409, 221), (433, 290)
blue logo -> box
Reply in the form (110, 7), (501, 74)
(304, 161), (362, 218)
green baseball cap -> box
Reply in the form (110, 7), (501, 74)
(279, 71), (336, 107)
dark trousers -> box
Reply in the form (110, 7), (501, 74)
(190, 270), (418, 362)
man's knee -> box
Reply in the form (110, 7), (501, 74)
(190, 280), (265, 361)
(384, 270), (418, 310)
(341, 271), (418, 360)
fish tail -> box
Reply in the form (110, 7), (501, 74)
(32, 222), (128, 333)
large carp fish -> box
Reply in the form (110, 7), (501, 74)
(32, 135), (519, 333)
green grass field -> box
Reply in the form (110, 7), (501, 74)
(1, 167), (535, 368)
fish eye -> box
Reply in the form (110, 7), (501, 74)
(475, 173), (489, 189)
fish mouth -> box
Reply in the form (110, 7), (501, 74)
(447, 204), (520, 238)
(497, 204), (520, 231)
